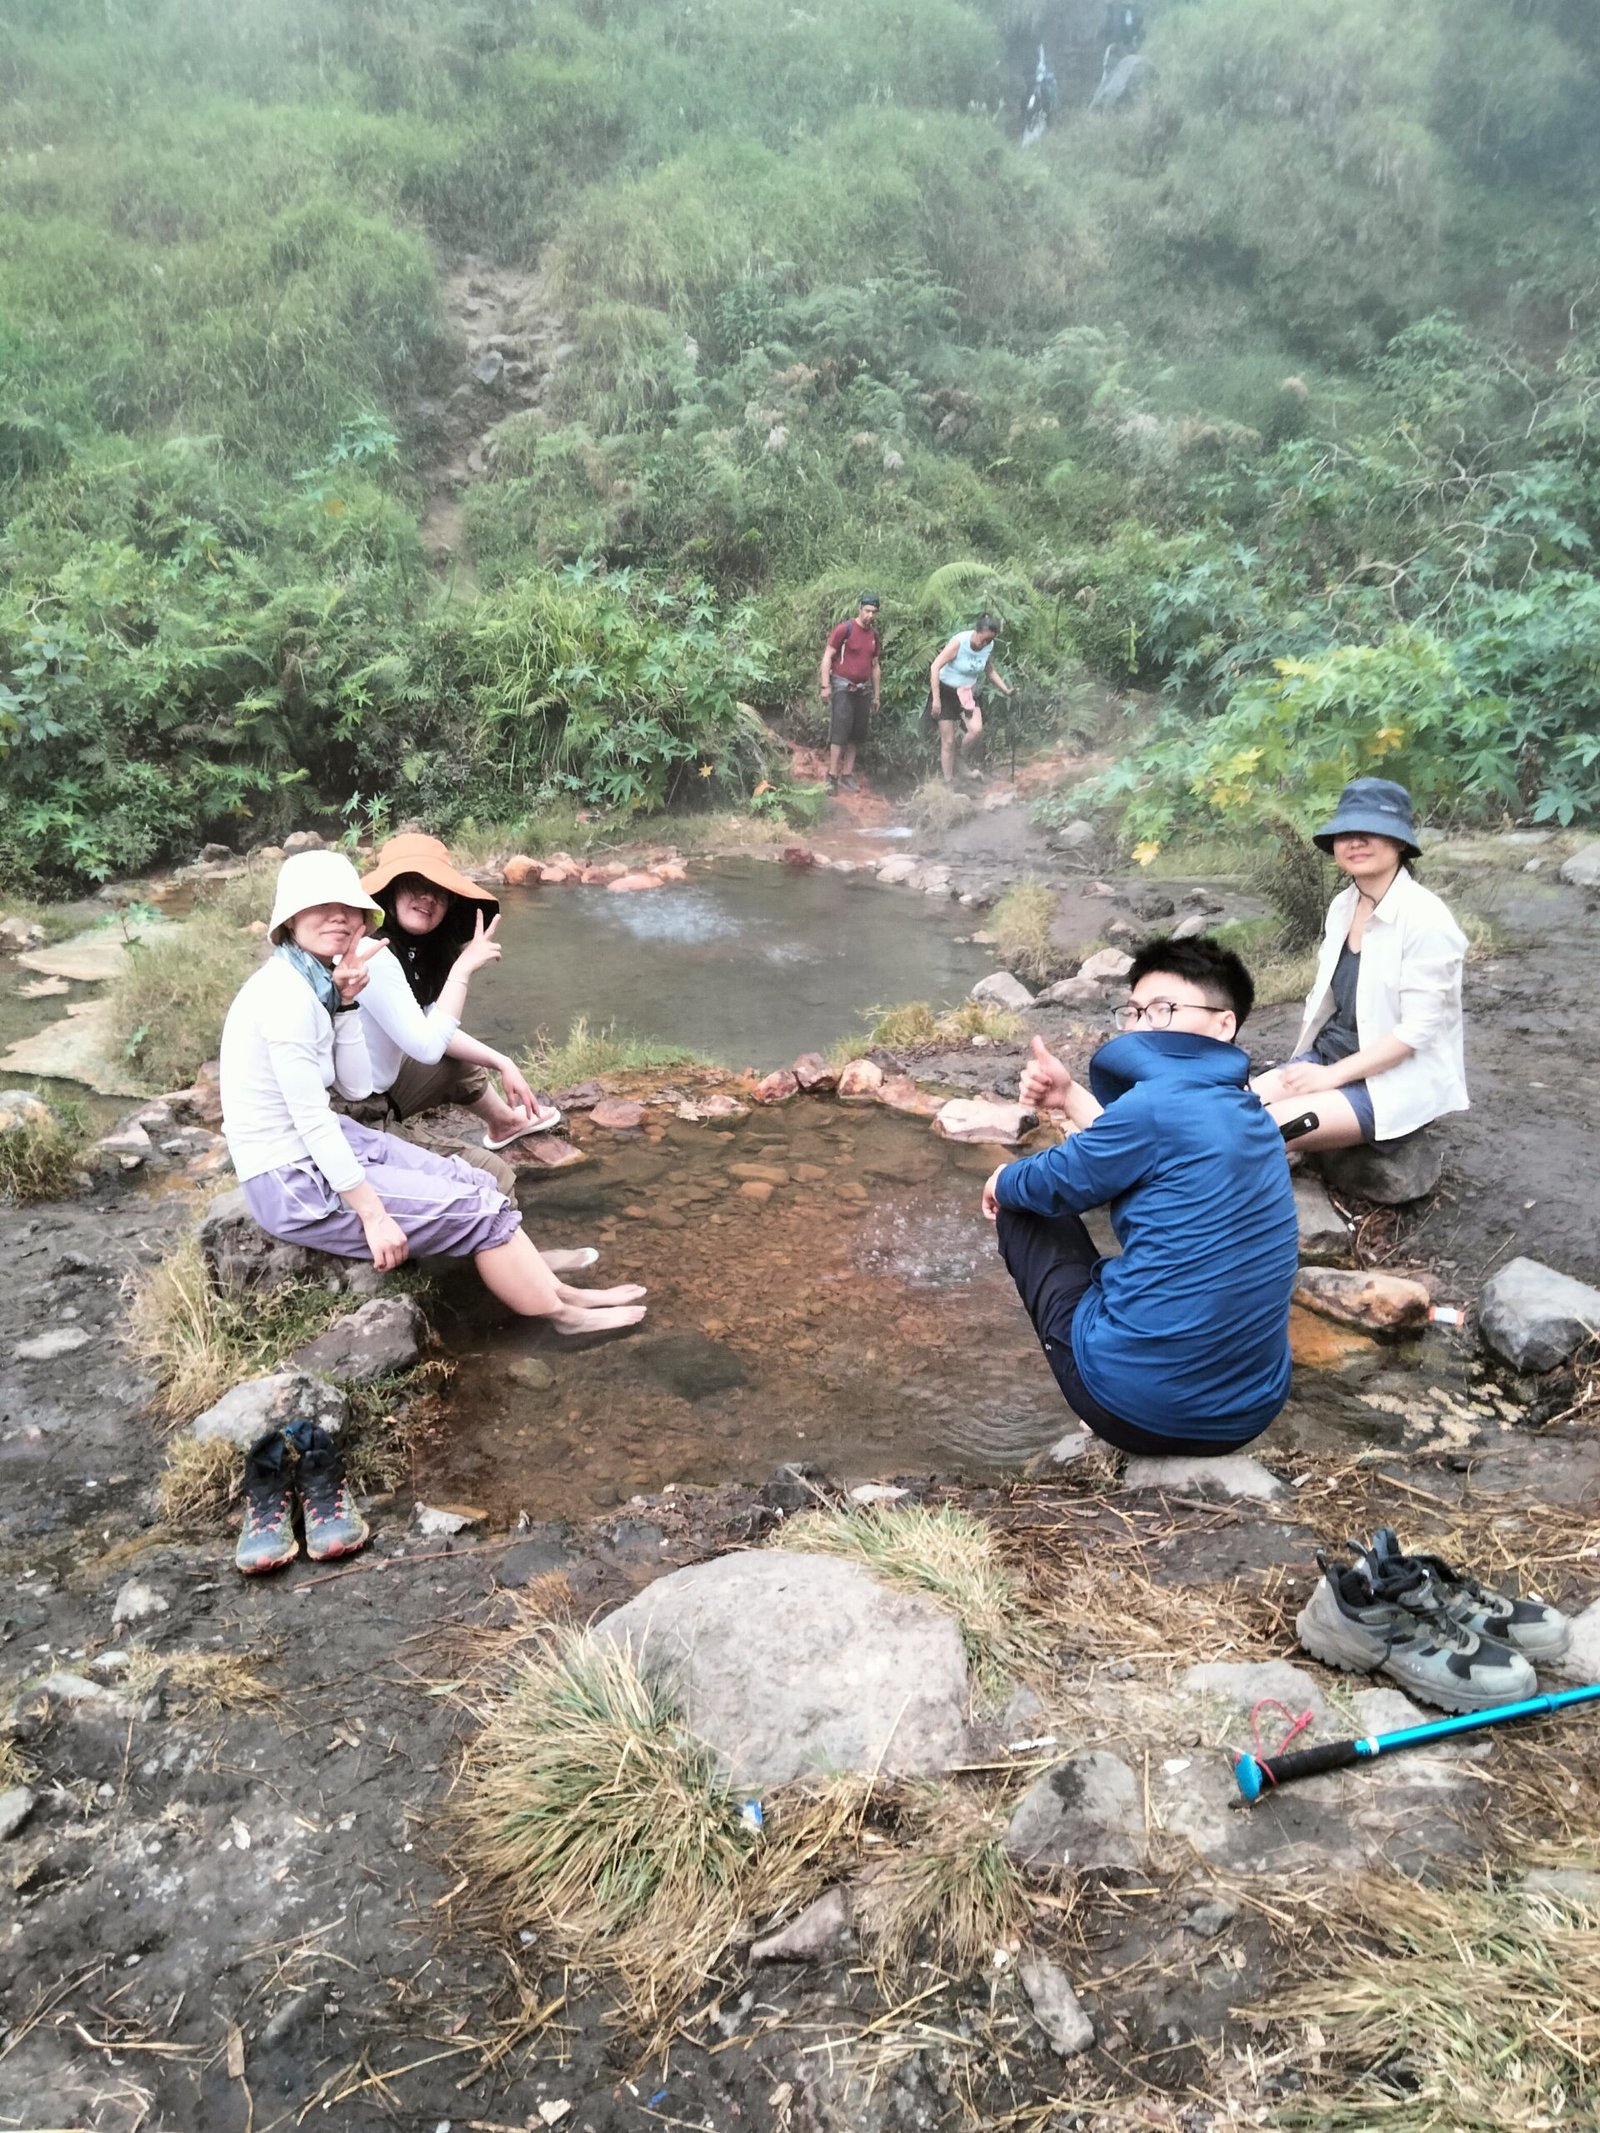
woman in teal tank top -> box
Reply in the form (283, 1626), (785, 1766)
(928, 615), (1013, 782)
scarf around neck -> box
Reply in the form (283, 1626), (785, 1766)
(274, 939), (342, 1017)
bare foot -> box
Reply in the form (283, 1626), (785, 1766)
(540, 1247), (599, 1274)
(553, 1280), (647, 1307)
(552, 1303), (647, 1337)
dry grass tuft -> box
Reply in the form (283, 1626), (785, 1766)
(458, 1628), (755, 2032)
(0, 1095), (87, 1205)
(0, 1735), (37, 1789)
(990, 881), (1060, 986)
(776, 1503), (1048, 1693)
(853, 1783), (1025, 1984)
(127, 1231), (351, 1424)
(1264, 1873), (1600, 2130)
(908, 777), (977, 835)
(155, 1433), (243, 1525)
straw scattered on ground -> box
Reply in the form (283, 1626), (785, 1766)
(122, 1645), (280, 1716)
(1262, 1873), (1600, 2131)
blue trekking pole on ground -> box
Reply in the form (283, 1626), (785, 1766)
(1233, 1680), (1600, 1804)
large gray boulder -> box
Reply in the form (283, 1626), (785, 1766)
(970, 970), (1035, 1012)
(595, 1552), (974, 1789)
(1004, 1749), (1144, 1875)
(1479, 1256), (1600, 1373)
(1559, 840), (1600, 889)
(1319, 1127), (1444, 1206)
(1294, 1174), (1351, 1264)
(292, 1295), (423, 1383)
(190, 1370), (347, 1447)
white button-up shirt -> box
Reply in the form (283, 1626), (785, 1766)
(1291, 868), (1469, 1141)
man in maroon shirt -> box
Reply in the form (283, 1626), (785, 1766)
(818, 594), (881, 793)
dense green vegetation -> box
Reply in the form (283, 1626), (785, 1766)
(3, 0), (1599, 887)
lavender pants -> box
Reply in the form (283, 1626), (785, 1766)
(242, 1118), (522, 1263)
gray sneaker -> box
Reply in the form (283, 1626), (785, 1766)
(1296, 1549), (1536, 1713)
(1358, 1527), (1572, 1664)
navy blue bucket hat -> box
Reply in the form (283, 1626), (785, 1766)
(1313, 777), (1421, 861)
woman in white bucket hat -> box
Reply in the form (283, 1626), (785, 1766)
(219, 852), (647, 1335)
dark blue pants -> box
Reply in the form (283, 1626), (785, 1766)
(996, 1205), (1248, 1458)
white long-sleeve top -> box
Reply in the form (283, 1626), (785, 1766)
(220, 958), (375, 1193)
(357, 945), (460, 1093)
(1292, 869), (1469, 1141)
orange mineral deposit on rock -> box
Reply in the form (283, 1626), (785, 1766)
(836, 1059), (885, 1100)
(755, 1069), (800, 1104)
(1293, 1266), (1431, 1333)
(608, 871), (664, 893)
(501, 854), (540, 885)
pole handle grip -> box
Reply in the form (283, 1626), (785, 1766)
(1235, 1737), (1362, 1801)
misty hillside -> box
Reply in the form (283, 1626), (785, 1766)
(3, 0), (1598, 883)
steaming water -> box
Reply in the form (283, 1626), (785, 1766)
(469, 859), (991, 1071)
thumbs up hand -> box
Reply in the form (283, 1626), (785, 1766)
(1019, 1032), (1075, 1111)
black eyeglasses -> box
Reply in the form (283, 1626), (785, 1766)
(1114, 998), (1230, 1030)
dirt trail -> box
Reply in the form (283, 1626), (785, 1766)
(411, 254), (570, 584)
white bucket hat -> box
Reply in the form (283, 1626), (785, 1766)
(267, 851), (383, 946)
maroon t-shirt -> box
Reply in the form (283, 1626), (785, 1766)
(827, 618), (880, 685)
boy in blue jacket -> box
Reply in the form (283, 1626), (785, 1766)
(982, 937), (1297, 1455)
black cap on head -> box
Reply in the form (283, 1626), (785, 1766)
(858, 592), (881, 609)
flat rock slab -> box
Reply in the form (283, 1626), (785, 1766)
(1559, 840), (1600, 889)
(595, 1551), (973, 1789)
(1295, 1265), (1430, 1332)
(934, 1097), (1037, 1145)
(1479, 1255), (1600, 1373)
(590, 1098), (645, 1131)
(1166, 1660), (1486, 1877)
(292, 1295), (424, 1384)
(516, 1135), (587, 1169)
(0, 997), (146, 1096)
(190, 1370), (348, 1447)
(1005, 1749), (1144, 1874)
(18, 918), (183, 984)
(1120, 1451), (1284, 1501)
(879, 1076), (943, 1120)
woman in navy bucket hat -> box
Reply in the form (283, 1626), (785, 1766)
(1252, 778), (1468, 1150)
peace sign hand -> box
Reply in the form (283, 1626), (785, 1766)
(333, 934), (384, 1006)
(453, 909), (503, 979)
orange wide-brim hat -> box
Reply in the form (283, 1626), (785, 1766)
(360, 832), (499, 910)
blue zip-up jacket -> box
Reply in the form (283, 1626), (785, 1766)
(993, 1030), (1298, 1441)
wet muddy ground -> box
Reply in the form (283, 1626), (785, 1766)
(3, 797), (1600, 2130)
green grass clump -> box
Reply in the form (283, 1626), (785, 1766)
(990, 882), (1061, 987)
(522, 1016), (705, 1086)
(860, 999), (1022, 1053)
(775, 1504), (1047, 1694)
(105, 899), (264, 1093)
(0, 1094), (87, 1205)
(1211, 918), (1319, 1010)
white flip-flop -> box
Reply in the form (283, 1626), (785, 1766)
(484, 1106), (564, 1151)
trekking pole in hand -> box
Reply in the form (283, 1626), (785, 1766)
(1233, 1680), (1600, 1804)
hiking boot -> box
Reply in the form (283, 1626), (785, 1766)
(1359, 1527), (1572, 1663)
(840, 773), (860, 792)
(1295, 1547), (1536, 1713)
(235, 1429), (299, 1576)
(825, 774), (839, 794)
(295, 1426), (369, 1563)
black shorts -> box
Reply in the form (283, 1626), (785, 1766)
(935, 682), (971, 723)
(829, 680), (871, 748)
